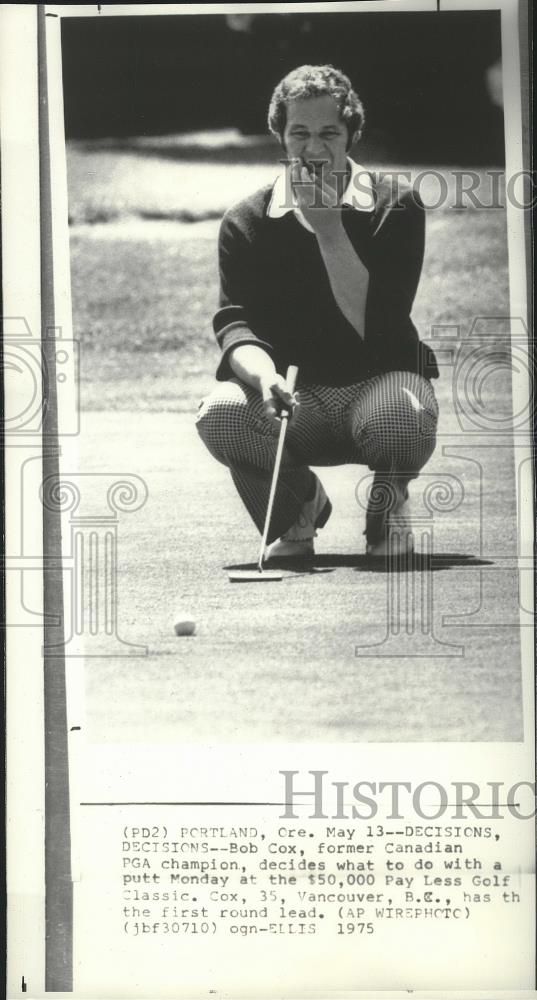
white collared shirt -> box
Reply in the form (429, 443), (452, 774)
(267, 157), (375, 232)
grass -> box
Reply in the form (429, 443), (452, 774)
(69, 221), (220, 411)
(81, 410), (523, 744)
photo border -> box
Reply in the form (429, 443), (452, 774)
(3, 1), (534, 995)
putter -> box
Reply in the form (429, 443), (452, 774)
(229, 365), (298, 583)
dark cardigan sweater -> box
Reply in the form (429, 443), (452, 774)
(213, 172), (439, 387)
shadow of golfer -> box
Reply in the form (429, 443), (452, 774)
(347, 552), (492, 573)
(225, 553), (493, 575)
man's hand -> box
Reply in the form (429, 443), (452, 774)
(228, 345), (299, 435)
(259, 373), (298, 434)
(290, 158), (344, 238)
(289, 158), (369, 341)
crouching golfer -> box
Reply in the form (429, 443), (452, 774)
(196, 64), (439, 560)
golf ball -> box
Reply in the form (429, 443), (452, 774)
(174, 620), (196, 637)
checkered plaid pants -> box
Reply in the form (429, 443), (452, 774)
(195, 371), (439, 544)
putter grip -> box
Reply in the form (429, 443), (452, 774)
(285, 365), (299, 394)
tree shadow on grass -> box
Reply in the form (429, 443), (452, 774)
(225, 553), (493, 575)
(74, 135), (280, 166)
(73, 133), (386, 167)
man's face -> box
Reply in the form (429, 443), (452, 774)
(282, 95), (349, 194)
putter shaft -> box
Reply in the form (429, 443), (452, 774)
(257, 365), (298, 571)
(257, 412), (290, 571)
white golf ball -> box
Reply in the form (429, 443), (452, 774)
(174, 620), (196, 637)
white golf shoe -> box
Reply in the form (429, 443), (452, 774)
(266, 477), (332, 561)
(365, 474), (414, 559)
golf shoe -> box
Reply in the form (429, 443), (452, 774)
(266, 476), (332, 560)
(365, 473), (414, 558)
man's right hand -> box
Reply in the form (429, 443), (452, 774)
(228, 345), (299, 434)
(259, 374), (298, 433)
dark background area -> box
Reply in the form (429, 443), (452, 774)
(61, 9), (504, 164)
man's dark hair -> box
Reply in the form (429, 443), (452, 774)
(267, 64), (365, 147)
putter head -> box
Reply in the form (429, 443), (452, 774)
(228, 569), (283, 583)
